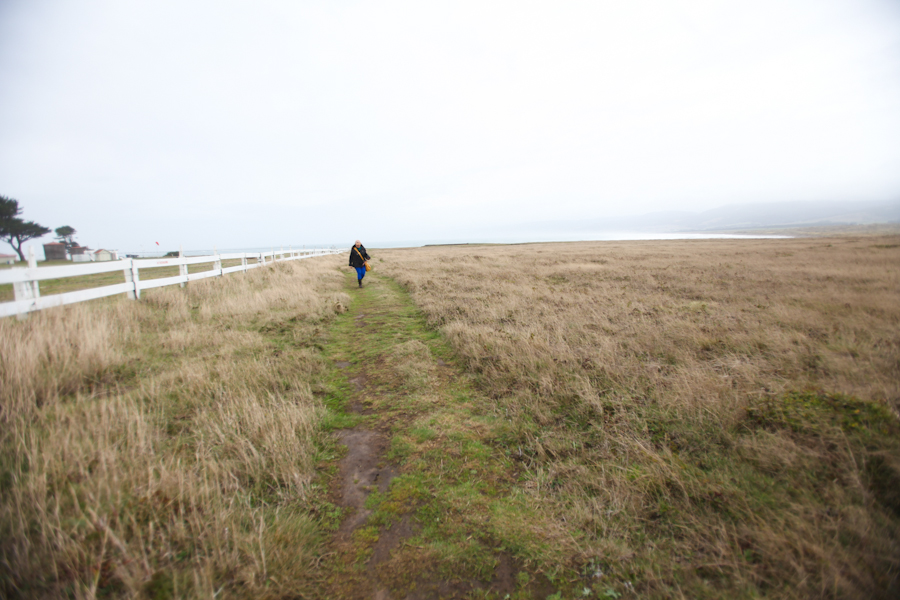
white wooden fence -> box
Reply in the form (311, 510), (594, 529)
(0, 247), (346, 319)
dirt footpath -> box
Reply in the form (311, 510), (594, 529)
(317, 272), (558, 600)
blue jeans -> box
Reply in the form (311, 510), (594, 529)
(355, 266), (367, 280)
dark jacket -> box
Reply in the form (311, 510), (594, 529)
(349, 245), (370, 268)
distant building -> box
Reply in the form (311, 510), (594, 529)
(70, 246), (91, 262)
(0, 253), (16, 265)
(93, 249), (119, 262)
(43, 243), (67, 261)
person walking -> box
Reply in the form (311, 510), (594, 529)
(349, 240), (371, 287)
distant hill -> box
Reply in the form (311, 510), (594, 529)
(526, 200), (900, 234)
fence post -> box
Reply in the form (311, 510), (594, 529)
(179, 245), (187, 288)
(27, 246), (39, 299)
(132, 259), (141, 299)
(241, 253), (248, 272)
(123, 259), (134, 300)
(12, 278), (33, 320)
(12, 247), (39, 320)
(214, 246), (222, 276)
(123, 258), (139, 299)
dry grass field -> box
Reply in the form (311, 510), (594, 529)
(376, 236), (900, 599)
(0, 256), (350, 599)
(2, 235), (898, 599)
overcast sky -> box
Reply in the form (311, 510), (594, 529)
(1, 0), (899, 251)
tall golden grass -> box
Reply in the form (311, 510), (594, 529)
(377, 236), (900, 599)
(4, 237), (898, 598)
(0, 257), (348, 598)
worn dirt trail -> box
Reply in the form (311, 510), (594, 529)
(316, 272), (554, 600)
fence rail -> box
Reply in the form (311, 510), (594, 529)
(0, 248), (346, 319)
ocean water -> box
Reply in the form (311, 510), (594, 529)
(365, 231), (792, 249)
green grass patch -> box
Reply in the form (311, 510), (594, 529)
(316, 272), (569, 597)
(747, 389), (899, 439)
